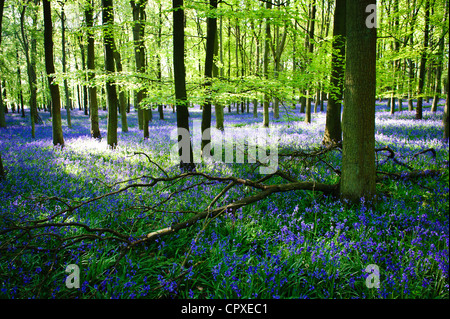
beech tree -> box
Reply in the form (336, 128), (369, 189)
(201, 0), (218, 157)
(173, 0), (195, 171)
(43, 0), (64, 147)
(340, 0), (377, 202)
(415, 0), (430, 120)
(323, 0), (346, 145)
(102, 0), (119, 148)
(0, 1), (4, 130)
(131, 0), (150, 137)
(0, 0), (5, 177)
(84, 0), (101, 139)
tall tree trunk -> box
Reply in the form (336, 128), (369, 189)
(60, 3), (72, 128)
(0, 82), (5, 129)
(85, 0), (101, 139)
(0, 0), (5, 129)
(113, 43), (128, 132)
(262, 0), (271, 128)
(15, 48), (25, 118)
(43, 0), (64, 147)
(131, 0), (150, 136)
(201, 0), (217, 158)
(157, 1), (164, 120)
(431, 1), (448, 112)
(305, 0), (316, 124)
(270, 1), (287, 120)
(20, 3), (41, 137)
(0, 0), (5, 178)
(173, 0), (195, 171)
(416, 0), (430, 120)
(444, 63), (449, 140)
(323, 0), (345, 145)
(214, 16), (224, 130)
(390, 0), (400, 115)
(340, 0), (377, 202)
(102, 0), (118, 148)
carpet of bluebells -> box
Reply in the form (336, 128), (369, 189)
(0, 99), (448, 299)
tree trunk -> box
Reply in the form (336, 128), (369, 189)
(85, 0), (101, 139)
(323, 0), (346, 145)
(444, 64), (449, 140)
(20, 3), (41, 137)
(431, 1), (447, 112)
(340, 0), (377, 202)
(131, 0), (150, 135)
(15, 48), (25, 118)
(157, 1), (164, 120)
(43, 0), (64, 147)
(102, 0), (118, 148)
(305, 0), (316, 124)
(416, 0), (430, 120)
(214, 17), (224, 130)
(201, 0), (217, 158)
(0, 0), (5, 177)
(113, 44), (128, 132)
(0, 0), (4, 129)
(60, 4), (72, 128)
(262, 0), (271, 128)
(173, 0), (195, 171)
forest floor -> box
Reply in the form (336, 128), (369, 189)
(0, 100), (448, 299)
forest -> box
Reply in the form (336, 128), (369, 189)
(0, 0), (449, 301)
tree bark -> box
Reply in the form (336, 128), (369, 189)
(214, 16), (224, 130)
(85, 0), (101, 139)
(201, 0), (217, 158)
(431, 1), (447, 113)
(43, 0), (64, 147)
(113, 43), (128, 132)
(102, 0), (118, 148)
(262, 0), (271, 128)
(60, 3), (72, 128)
(131, 0), (150, 135)
(0, 0), (5, 129)
(305, 0), (316, 124)
(173, 0), (195, 171)
(340, 0), (377, 202)
(157, 1), (164, 120)
(444, 64), (449, 140)
(416, 0), (430, 120)
(323, 0), (346, 145)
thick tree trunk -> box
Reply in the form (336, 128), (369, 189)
(102, 0), (118, 148)
(43, 0), (64, 147)
(173, 0), (195, 171)
(85, 0), (101, 139)
(201, 0), (217, 158)
(131, 0), (150, 134)
(323, 0), (346, 145)
(340, 0), (377, 202)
